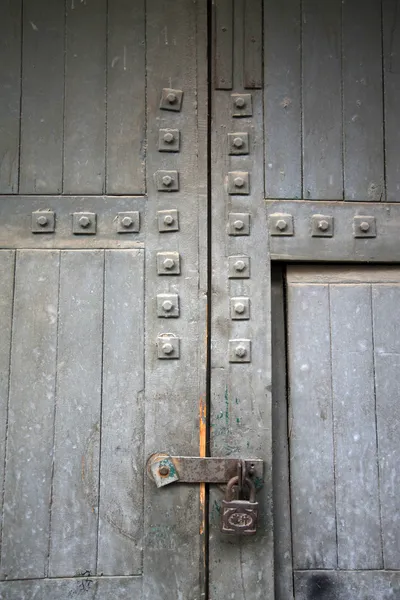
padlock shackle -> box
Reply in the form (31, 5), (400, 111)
(225, 475), (256, 502)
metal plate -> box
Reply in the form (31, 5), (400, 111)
(31, 211), (55, 233)
(229, 339), (251, 363)
(157, 335), (180, 359)
(156, 251), (181, 275)
(157, 209), (179, 232)
(159, 88), (184, 111)
(157, 293), (180, 318)
(231, 93), (253, 117)
(230, 297), (250, 320)
(116, 211), (140, 233)
(228, 171), (250, 195)
(158, 128), (180, 152)
(228, 132), (249, 155)
(228, 213), (250, 236)
(155, 170), (180, 192)
(228, 255), (250, 278)
(72, 212), (97, 235)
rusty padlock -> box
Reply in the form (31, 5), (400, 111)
(220, 475), (258, 535)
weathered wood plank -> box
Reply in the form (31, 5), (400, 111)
(49, 251), (104, 577)
(0, 0), (21, 193)
(63, 0), (107, 194)
(214, 0), (233, 89)
(106, 0), (145, 194)
(330, 284), (382, 569)
(302, 0), (343, 199)
(0, 577), (142, 600)
(287, 282), (337, 569)
(97, 250), (144, 575)
(294, 570), (400, 600)
(383, 0), (400, 202)
(19, 0), (64, 194)
(372, 284), (400, 569)
(343, 0), (384, 201)
(264, 0), (301, 198)
(244, 0), (262, 89)
(1, 250), (59, 579)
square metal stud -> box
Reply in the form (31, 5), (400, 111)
(31, 210), (55, 233)
(228, 171), (250, 195)
(268, 213), (294, 236)
(353, 216), (376, 238)
(311, 214), (334, 237)
(231, 93), (253, 117)
(160, 88), (183, 112)
(155, 170), (180, 192)
(159, 128), (180, 152)
(157, 335), (180, 359)
(230, 297), (250, 320)
(157, 251), (181, 275)
(228, 132), (249, 155)
(229, 339), (251, 363)
(73, 212), (97, 235)
(228, 255), (250, 279)
(228, 212), (250, 236)
(116, 211), (140, 233)
(157, 293), (180, 318)
(158, 209), (179, 232)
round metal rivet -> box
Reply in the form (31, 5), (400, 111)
(159, 465), (170, 476)
(233, 137), (244, 148)
(163, 258), (175, 270)
(234, 219), (244, 230)
(234, 302), (245, 314)
(37, 215), (48, 227)
(235, 345), (247, 358)
(318, 219), (329, 231)
(79, 215), (91, 228)
(162, 343), (174, 355)
(121, 216), (133, 228)
(162, 300), (174, 312)
(276, 219), (287, 231)
(163, 132), (174, 144)
(163, 214), (174, 225)
(167, 92), (177, 104)
(162, 175), (173, 186)
(235, 97), (245, 108)
(360, 221), (370, 232)
(234, 260), (246, 272)
(234, 176), (245, 188)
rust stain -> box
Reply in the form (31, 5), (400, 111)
(199, 394), (207, 535)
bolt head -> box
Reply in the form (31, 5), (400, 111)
(163, 214), (174, 225)
(318, 219), (329, 231)
(37, 215), (48, 227)
(162, 300), (174, 312)
(276, 219), (287, 231)
(121, 216), (133, 228)
(79, 215), (91, 228)
(233, 136), (244, 148)
(235, 97), (245, 108)
(235, 345), (247, 358)
(159, 465), (170, 476)
(162, 175), (173, 186)
(163, 132), (174, 144)
(233, 219), (244, 230)
(360, 221), (370, 232)
(234, 260), (246, 272)
(162, 343), (174, 355)
(234, 176), (244, 188)
(163, 258), (175, 270)
(167, 92), (177, 104)
(234, 302), (245, 314)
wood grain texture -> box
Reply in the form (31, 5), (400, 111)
(63, 0), (107, 194)
(343, 0), (384, 201)
(302, 0), (343, 199)
(0, 0), (21, 193)
(264, 0), (301, 198)
(244, 0), (263, 89)
(214, 0), (233, 89)
(97, 250), (144, 575)
(19, 0), (64, 194)
(383, 0), (400, 202)
(49, 251), (104, 577)
(0, 577), (142, 600)
(1, 251), (59, 579)
(106, 0), (146, 194)
(295, 570), (400, 600)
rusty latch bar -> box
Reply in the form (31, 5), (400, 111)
(147, 453), (264, 488)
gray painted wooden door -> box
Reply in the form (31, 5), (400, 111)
(283, 266), (400, 599)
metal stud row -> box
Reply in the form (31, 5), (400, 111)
(269, 213), (377, 238)
(31, 211), (140, 235)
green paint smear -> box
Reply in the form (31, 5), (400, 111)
(224, 386), (229, 425)
(236, 417), (241, 424)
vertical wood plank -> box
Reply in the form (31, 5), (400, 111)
(214, 0), (233, 89)
(383, 0), (400, 202)
(287, 283), (337, 569)
(49, 251), (104, 577)
(97, 250), (144, 575)
(330, 284), (382, 569)
(343, 0), (384, 201)
(0, 0), (21, 193)
(372, 284), (400, 569)
(63, 0), (107, 194)
(244, 0), (262, 89)
(106, 0), (146, 194)
(302, 0), (343, 199)
(1, 250), (59, 579)
(19, 0), (64, 194)
(264, 0), (301, 198)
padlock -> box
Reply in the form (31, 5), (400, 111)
(220, 475), (258, 535)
